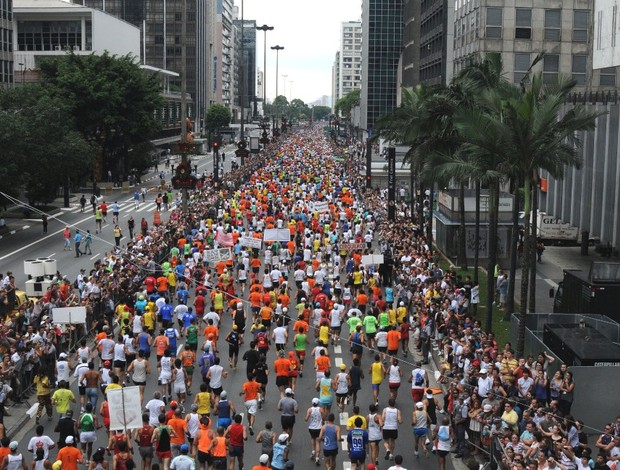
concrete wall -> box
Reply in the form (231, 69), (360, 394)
(92, 10), (140, 57)
(593, 0), (620, 69)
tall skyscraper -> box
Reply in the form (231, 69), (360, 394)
(1, 0), (13, 87)
(233, 14), (256, 120)
(361, 0), (404, 135)
(333, 21), (362, 106)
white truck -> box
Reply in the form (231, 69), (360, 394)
(537, 211), (579, 245)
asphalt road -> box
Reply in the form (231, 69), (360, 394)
(4, 132), (457, 470)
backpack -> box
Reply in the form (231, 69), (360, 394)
(414, 370), (424, 387)
(438, 426), (450, 441)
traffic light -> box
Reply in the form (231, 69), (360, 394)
(213, 141), (219, 151)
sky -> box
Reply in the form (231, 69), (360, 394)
(237, 0), (361, 106)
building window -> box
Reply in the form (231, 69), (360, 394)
(485, 7), (502, 39)
(600, 67), (616, 86)
(545, 10), (561, 41)
(572, 55), (587, 85)
(543, 54), (559, 84)
(515, 8), (532, 39)
(573, 10), (588, 43)
(514, 53), (531, 84)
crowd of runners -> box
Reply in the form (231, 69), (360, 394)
(0, 126), (596, 470)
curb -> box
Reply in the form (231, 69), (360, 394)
(0, 224), (31, 240)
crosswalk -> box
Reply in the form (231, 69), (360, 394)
(66, 200), (173, 217)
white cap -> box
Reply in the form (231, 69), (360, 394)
(416, 402), (424, 409)
(65, 436), (74, 444)
(483, 404), (493, 412)
(312, 398), (319, 405)
(479, 368), (488, 374)
(278, 433), (289, 443)
(9, 441), (18, 450)
(59, 352), (67, 359)
(285, 387), (293, 395)
(259, 454), (269, 464)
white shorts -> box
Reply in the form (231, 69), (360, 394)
(80, 431), (97, 443)
(245, 399), (258, 415)
(173, 384), (186, 394)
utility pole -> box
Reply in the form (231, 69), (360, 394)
(239, 0), (245, 165)
(180, 0), (188, 211)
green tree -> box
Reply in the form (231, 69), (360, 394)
(0, 84), (93, 204)
(312, 106), (331, 121)
(39, 51), (163, 180)
(334, 89), (360, 117)
(288, 98), (307, 122)
(205, 103), (232, 130)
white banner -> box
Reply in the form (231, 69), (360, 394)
(52, 307), (87, 324)
(339, 242), (366, 251)
(314, 201), (330, 213)
(361, 254), (384, 265)
(204, 248), (232, 263)
(240, 236), (262, 249)
(263, 228), (291, 242)
(107, 386), (143, 431)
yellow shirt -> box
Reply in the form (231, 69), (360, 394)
(105, 383), (122, 395)
(167, 272), (177, 289)
(319, 325), (329, 345)
(371, 362), (384, 385)
(347, 414), (368, 430)
(52, 388), (75, 414)
(196, 392), (211, 414)
(35, 375), (52, 396)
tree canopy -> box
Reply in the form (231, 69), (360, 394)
(206, 103), (232, 130)
(40, 51), (163, 178)
(334, 89), (360, 117)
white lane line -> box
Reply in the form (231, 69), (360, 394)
(9, 231), (15, 235)
(544, 278), (559, 288)
(48, 253), (56, 258)
(341, 439), (348, 451)
(333, 345), (342, 354)
(22, 225), (30, 230)
(343, 462), (351, 470)
(335, 357), (343, 368)
(339, 412), (348, 426)
(90, 253), (100, 260)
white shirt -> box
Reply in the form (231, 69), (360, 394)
(208, 365), (224, 388)
(145, 399), (165, 426)
(273, 326), (287, 345)
(56, 360), (70, 383)
(27, 435), (55, 460)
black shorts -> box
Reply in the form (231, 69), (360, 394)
(211, 386), (223, 396)
(350, 456), (366, 466)
(229, 445), (244, 457)
(197, 450), (211, 464)
(324, 448), (338, 457)
(366, 332), (375, 340)
(276, 376), (289, 388)
(309, 429), (320, 439)
(281, 415), (295, 429)
(383, 429), (398, 440)
(78, 386), (86, 396)
(228, 346), (239, 357)
(388, 349), (398, 356)
(113, 360), (126, 370)
(262, 319), (271, 328)
(378, 346), (387, 353)
(187, 342), (197, 352)
(134, 381), (146, 386)
(211, 457), (226, 469)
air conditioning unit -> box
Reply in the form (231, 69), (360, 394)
(73, 45), (81, 51)
(54, 45), (62, 51)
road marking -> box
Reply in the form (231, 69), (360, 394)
(9, 230), (15, 235)
(341, 439), (348, 451)
(333, 345), (342, 354)
(339, 412), (348, 426)
(22, 225), (30, 230)
(49, 253), (56, 258)
(90, 253), (100, 260)
(335, 357), (343, 368)
(27, 403), (38, 418)
(544, 278), (558, 288)
(343, 461), (351, 470)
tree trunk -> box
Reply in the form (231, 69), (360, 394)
(506, 179), (520, 319)
(427, 183), (434, 255)
(517, 177), (532, 358)
(528, 182), (539, 313)
(474, 181), (481, 284)
(485, 182), (499, 333)
(458, 182), (468, 270)
(410, 164), (416, 222)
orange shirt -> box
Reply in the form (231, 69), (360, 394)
(278, 294), (290, 308)
(154, 335), (169, 356)
(250, 258), (262, 269)
(215, 261), (226, 275)
(156, 276), (169, 291)
(293, 320), (309, 334)
(203, 325), (219, 342)
(57, 446), (83, 470)
(387, 330), (401, 351)
(260, 307), (273, 321)
(168, 417), (187, 444)
(315, 355), (330, 372)
(0, 448), (10, 462)
(242, 381), (261, 401)
(274, 358), (291, 377)
(356, 294), (369, 306)
(249, 290), (262, 307)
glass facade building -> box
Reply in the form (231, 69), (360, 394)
(0, 0), (13, 86)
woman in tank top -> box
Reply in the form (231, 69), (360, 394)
(367, 403), (383, 466)
(305, 400), (324, 464)
(172, 359), (186, 404)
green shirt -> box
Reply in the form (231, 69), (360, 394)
(378, 312), (390, 328)
(186, 325), (198, 344)
(294, 333), (307, 351)
(347, 316), (362, 332)
(362, 315), (378, 334)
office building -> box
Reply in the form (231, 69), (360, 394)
(1, 0), (13, 86)
(360, 0), (403, 135)
(333, 20), (362, 106)
(331, 50), (339, 109)
(452, 0), (616, 90)
(213, 0), (233, 107)
(233, 13), (256, 120)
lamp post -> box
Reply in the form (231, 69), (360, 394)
(281, 74), (288, 100)
(271, 45), (284, 133)
(255, 24), (274, 115)
(18, 62), (24, 84)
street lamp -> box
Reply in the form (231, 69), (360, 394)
(18, 63), (24, 84)
(255, 24), (274, 115)
(271, 45), (284, 100)
(281, 74), (288, 100)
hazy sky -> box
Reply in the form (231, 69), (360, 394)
(237, 0), (361, 105)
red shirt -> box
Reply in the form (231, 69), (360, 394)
(145, 276), (156, 293)
(228, 423), (245, 447)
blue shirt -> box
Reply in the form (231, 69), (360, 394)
(323, 424), (338, 450)
(134, 300), (147, 314)
(159, 303), (173, 321)
(177, 289), (189, 305)
(271, 443), (287, 470)
(182, 312), (197, 328)
(347, 428), (368, 459)
(74, 233), (82, 243)
(164, 327), (178, 350)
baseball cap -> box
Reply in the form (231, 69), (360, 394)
(340, 363), (346, 370)
(483, 404), (493, 412)
(191, 404), (199, 412)
(479, 368), (488, 374)
(180, 444), (189, 453)
(8, 441), (18, 450)
(416, 402), (424, 409)
(65, 436), (74, 444)
(278, 433), (289, 443)
(103, 360), (111, 367)
(52, 462), (62, 470)
(312, 398), (319, 405)
(220, 391), (227, 399)
(59, 352), (67, 359)
(285, 387), (293, 395)
(170, 401), (178, 408)
(259, 454), (270, 464)
(232, 324), (238, 330)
